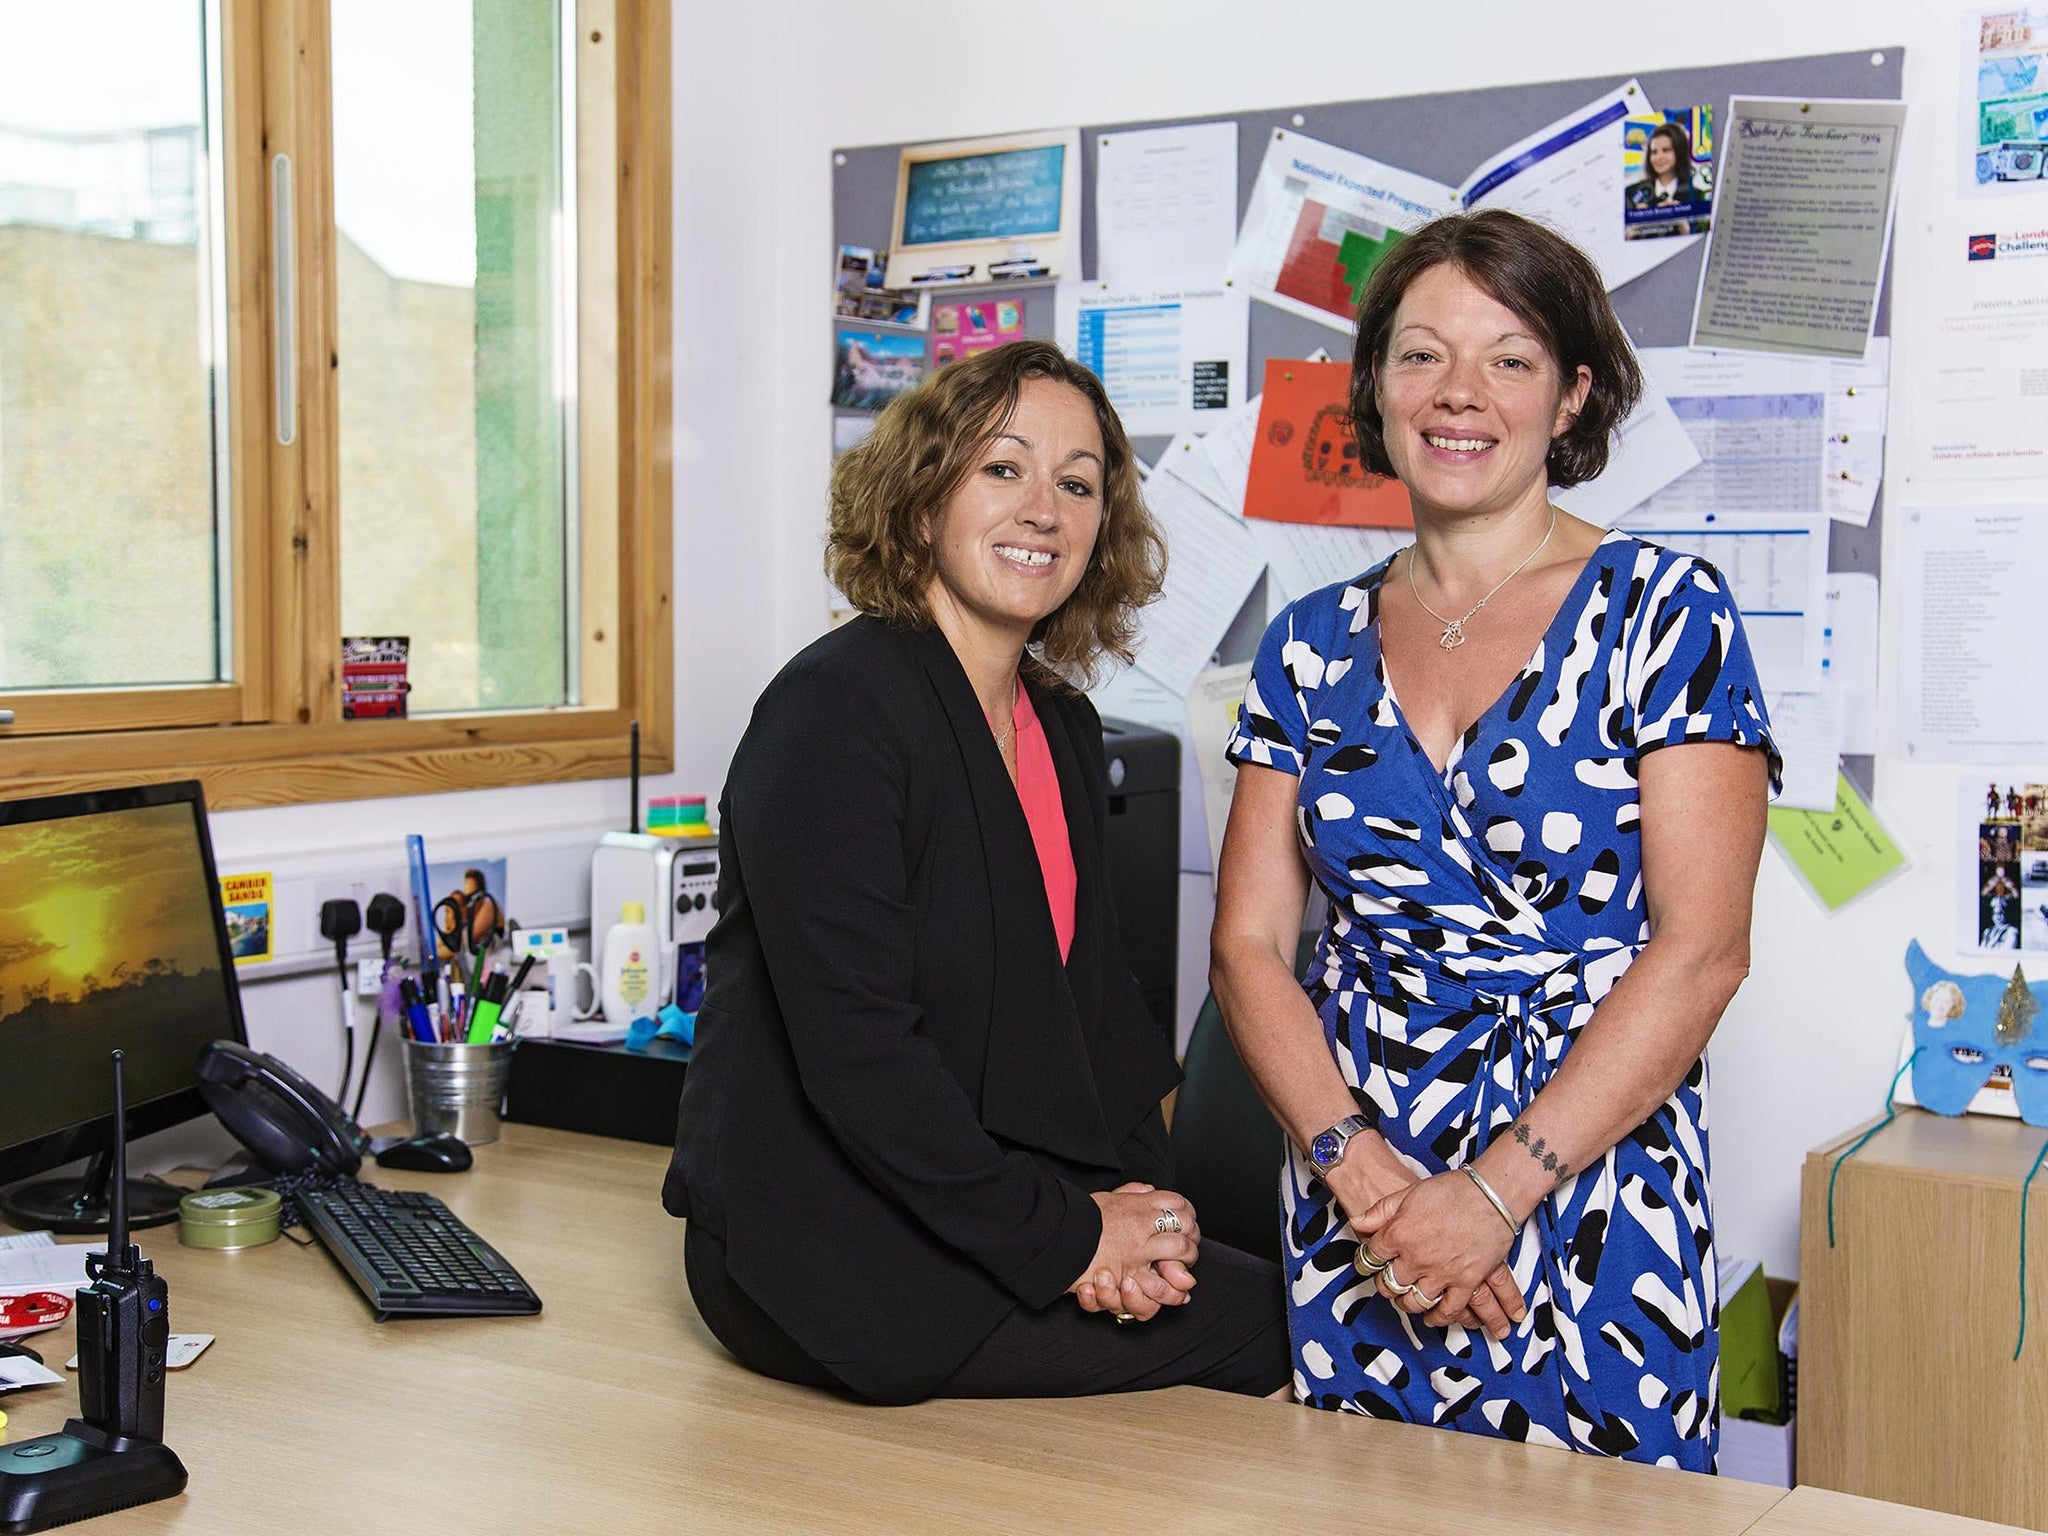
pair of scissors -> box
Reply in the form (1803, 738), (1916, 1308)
(433, 882), (503, 988)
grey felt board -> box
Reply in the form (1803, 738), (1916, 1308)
(833, 47), (1904, 795)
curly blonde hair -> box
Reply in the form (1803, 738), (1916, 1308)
(826, 339), (1164, 687)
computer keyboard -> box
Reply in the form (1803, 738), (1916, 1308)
(296, 1184), (542, 1322)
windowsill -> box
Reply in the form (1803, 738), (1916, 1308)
(0, 711), (672, 810)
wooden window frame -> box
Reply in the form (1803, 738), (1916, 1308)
(0, 0), (671, 810)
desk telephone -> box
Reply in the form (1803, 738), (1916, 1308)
(194, 1040), (367, 1177)
(194, 1041), (470, 1176)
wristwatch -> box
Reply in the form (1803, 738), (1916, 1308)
(1308, 1115), (1370, 1181)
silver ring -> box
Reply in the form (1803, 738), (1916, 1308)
(1416, 1286), (1445, 1309)
(1154, 1208), (1182, 1234)
(1380, 1266), (1416, 1297)
(1114, 1311), (1137, 1325)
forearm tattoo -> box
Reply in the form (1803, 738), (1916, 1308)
(1510, 1121), (1570, 1182)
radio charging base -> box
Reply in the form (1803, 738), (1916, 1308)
(0, 1420), (188, 1534)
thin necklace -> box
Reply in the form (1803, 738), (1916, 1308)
(1407, 506), (1558, 652)
(987, 677), (1017, 752)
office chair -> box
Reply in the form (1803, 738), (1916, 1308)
(1167, 934), (1317, 1270)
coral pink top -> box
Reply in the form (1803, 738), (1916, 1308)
(1009, 684), (1076, 962)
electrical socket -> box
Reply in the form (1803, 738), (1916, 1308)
(307, 875), (375, 954)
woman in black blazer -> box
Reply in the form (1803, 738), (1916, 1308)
(663, 340), (1287, 1405)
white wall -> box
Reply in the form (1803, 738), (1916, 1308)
(208, 0), (1985, 1282)
(736, 0), (1986, 1283)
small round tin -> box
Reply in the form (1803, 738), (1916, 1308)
(178, 1186), (283, 1251)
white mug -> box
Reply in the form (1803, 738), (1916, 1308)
(546, 950), (601, 1033)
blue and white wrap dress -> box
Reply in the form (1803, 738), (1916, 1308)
(1224, 531), (1781, 1471)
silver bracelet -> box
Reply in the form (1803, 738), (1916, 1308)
(1462, 1165), (1520, 1235)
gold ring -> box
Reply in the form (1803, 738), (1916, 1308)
(1114, 1311), (1137, 1325)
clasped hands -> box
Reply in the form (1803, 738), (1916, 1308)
(1068, 1182), (1201, 1323)
(1334, 1154), (1529, 1342)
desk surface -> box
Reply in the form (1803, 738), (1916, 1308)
(0, 1125), (2010, 1535)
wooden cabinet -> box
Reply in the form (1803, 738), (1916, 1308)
(1800, 1108), (2048, 1528)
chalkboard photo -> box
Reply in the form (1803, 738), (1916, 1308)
(883, 128), (1081, 289)
(903, 143), (1067, 246)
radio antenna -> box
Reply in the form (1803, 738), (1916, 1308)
(629, 718), (641, 834)
(107, 1050), (130, 1262)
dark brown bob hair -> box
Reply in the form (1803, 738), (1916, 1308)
(1348, 209), (1643, 489)
(1644, 121), (1696, 186)
(826, 337), (1164, 685)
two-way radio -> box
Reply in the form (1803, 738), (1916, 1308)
(0, 1051), (188, 1531)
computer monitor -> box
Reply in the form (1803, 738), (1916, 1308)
(0, 780), (248, 1232)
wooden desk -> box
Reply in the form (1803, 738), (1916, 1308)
(0, 1125), (2002, 1534)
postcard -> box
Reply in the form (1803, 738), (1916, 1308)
(833, 245), (929, 329)
(931, 298), (1024, 367)
(219, 872), (274, 965)
(831, 326), (927, 411)
(1962, 8), (2048, 194)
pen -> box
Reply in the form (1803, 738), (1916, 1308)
(398, 979), (433, 1044)
(506, 954), (537, 996)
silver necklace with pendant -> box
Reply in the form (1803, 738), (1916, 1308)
(1407, 506), (1558, 651)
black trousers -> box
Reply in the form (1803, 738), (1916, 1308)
(684, 1224), (1290, 1402)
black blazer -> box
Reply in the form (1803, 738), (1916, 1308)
(662, 617), (1182, 1403)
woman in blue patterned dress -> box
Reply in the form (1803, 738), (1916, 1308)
(1210, 210), (1780, 1470)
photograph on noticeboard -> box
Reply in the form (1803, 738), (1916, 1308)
(1964, 780), (2048, 952)
(833, 245), (930, 329)
(830, 326), (927, 411)
(1622, 107), (1714, 240)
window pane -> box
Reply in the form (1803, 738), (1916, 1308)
(0, 0), (226, 691)
(333, 0), (574, 716)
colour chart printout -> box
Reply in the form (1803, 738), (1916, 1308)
(1225, 130), (1454, 332)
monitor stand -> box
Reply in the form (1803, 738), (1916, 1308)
(0, 1148), (181, 1235)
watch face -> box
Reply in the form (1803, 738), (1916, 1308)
(1311, 1130), (1342, 1168)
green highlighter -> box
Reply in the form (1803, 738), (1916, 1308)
(464, 997), (503, 1045)
(465, 976), (506, 1045)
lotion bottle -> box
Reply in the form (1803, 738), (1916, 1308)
(600, 900), (659, 1024)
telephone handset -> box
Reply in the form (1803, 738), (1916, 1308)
(194, 1040), (367, 1176)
